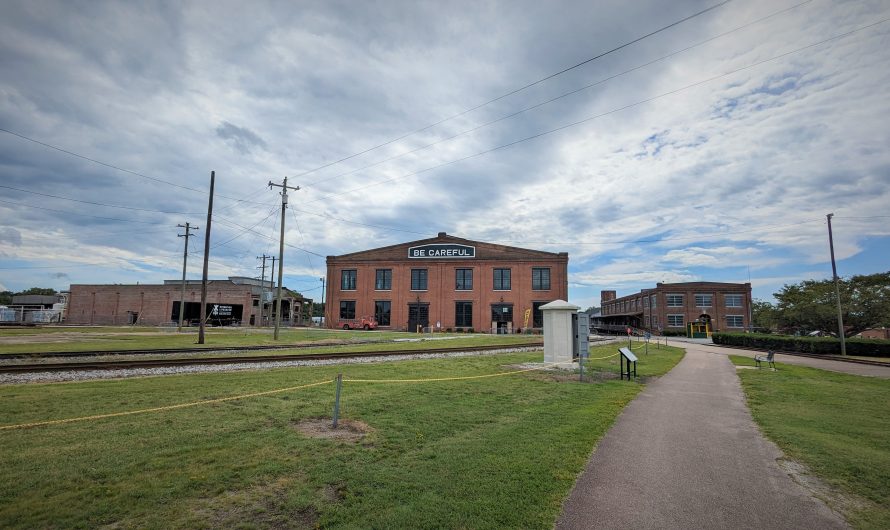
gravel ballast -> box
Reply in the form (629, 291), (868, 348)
(0, 347), (543, 385)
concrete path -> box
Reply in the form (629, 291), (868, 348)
(556, 348), (847, 529)
(673, 340), (890, 378)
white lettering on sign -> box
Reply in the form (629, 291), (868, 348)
(408, 244), (476, 259)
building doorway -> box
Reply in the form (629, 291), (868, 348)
(408, 303), (429, 332)
(491, 303), (513, 334)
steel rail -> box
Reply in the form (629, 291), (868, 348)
(0, 342), (544, 374)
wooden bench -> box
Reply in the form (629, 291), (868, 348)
(754, 350), (776, 370)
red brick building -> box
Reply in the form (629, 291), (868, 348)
(597, 281), (752, 333)
(324, 233), (568, 332)
(67, 277), (308, 327)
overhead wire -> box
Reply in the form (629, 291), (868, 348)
(304, 0), (812, 189)
(303, 18), (890, 205)
(0, 184), (205, 215)
(0, 128), (269, 206)
(294, 0), (733, 180)
(0, 198), (168, 225)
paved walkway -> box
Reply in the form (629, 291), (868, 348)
(673, 340), (890, 378)
(556, 348), (847, 529)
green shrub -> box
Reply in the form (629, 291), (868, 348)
(712, 332), (890, 357)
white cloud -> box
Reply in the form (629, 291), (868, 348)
(1, 0), (888, 295)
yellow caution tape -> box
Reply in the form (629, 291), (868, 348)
(0, 379), (333, 431)
(2, 350), (630, 429)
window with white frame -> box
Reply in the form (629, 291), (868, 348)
(725, 294), (743, 307)
(726, 315), (744, 327)
(666, 294), (683, 307)
(667, 314), (684, 327)
(695, 294), (712, 307)
(643, 296), (648, 308)
(651, 315), (658, 327)
(650, 294), (657, 308)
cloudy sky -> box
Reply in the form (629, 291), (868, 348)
(1, 0), (888, 307)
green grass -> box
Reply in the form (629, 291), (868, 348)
(0, 327), (539, 355)
(730, 356), (890, 529)
(0, 344), (683, 529)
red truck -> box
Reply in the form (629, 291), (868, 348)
(337, 316), (378, 330)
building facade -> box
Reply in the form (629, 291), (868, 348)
(597, 281), (752, 333)
(324, 233), (568, 332)
(67, 277), (309, 327)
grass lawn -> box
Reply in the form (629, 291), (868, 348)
(730, 356), (890, 529)
(0, 327), (541, 356)
(0, 344), (683, 529)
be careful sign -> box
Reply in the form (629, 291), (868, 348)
(408, 244), (476, 259)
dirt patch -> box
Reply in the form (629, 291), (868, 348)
(293, 418), (373, 443)
(190, 476), (318, 529)
(319, 483), (345, 503)
(777, 457), (871, 516)
(507, 364), (622, 383)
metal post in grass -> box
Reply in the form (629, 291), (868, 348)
(579, 350), (584, 382)
(332, 373), (343, 429)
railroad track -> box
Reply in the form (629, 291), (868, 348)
(1, 340), (400, 359)
(0, 342), (544, 374)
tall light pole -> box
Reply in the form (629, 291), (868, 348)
(177, 222), (199, 332)
(826, 213), (846, 356)
(268, 177), (300, 340)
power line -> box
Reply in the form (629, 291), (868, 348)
(290, 205), (318, 277)
(0, 184), (205, 215)
(304, 18), (890, 205)
(0, 128), (269, 206)
(293, 1), (733, 180)
(305, 0), (812, 189)
(216, 216), (325, 258)
(0, 197), (167, 224)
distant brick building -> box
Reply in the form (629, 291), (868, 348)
(325, 232), (568, 332)
(858, 328), (890, 340)
(67, 277), (309, 326)
(597, 281), (752, 333)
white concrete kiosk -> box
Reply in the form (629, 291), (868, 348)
(540, 299), (580, 364)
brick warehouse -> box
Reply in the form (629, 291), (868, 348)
(597, 281), (753, 333)
(324, 233), (568, 332)
(67, 277), (309, 327)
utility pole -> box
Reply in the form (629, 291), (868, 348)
(826, 213), (846, 356)
(268, 256), (277, 326)
(198, 171), (215, 345)
(268, 177), (300, 340)
(257, 254), (271, 326)
(177, 222), (199, 332)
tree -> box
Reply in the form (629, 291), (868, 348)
(774, 271), (890, 337)
(584, 306), (600, 314)
(0, 291), (12, 305)
(17, 287), (57, 296)
(751, 299), (779, 331)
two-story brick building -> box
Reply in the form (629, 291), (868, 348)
(324, 232), (568, 332)
(597, 281), (752, 333)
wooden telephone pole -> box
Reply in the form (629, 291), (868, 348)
(177, 222), (199, 331)
(268, 177), (299, 340)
